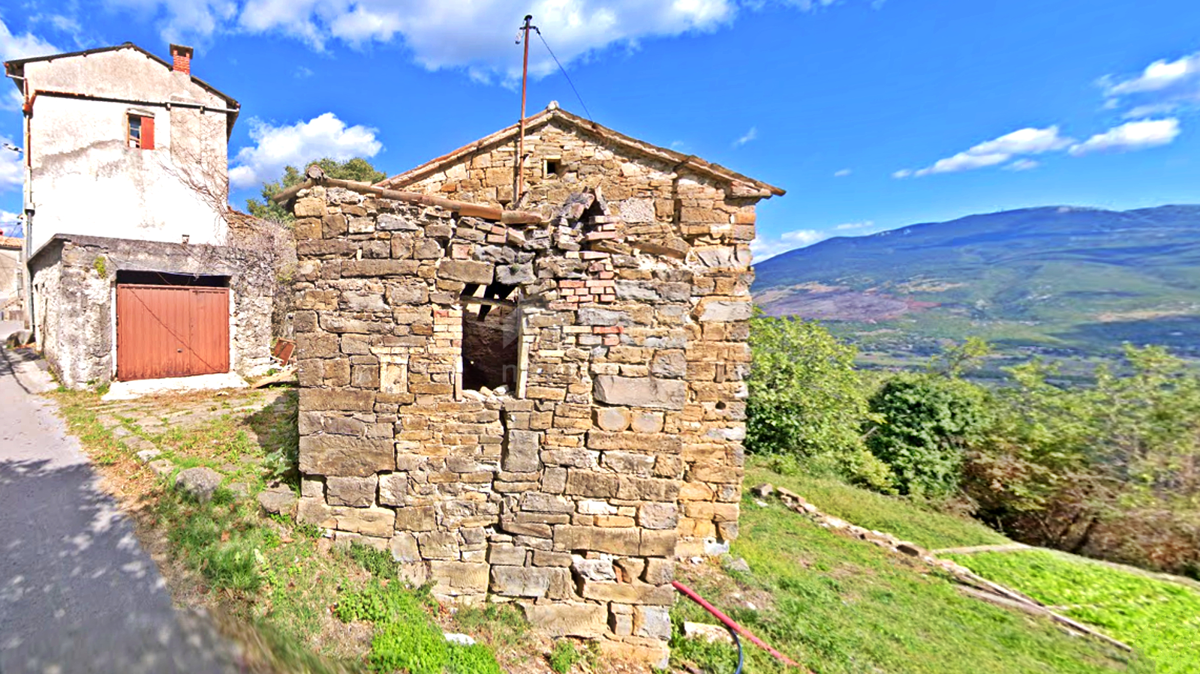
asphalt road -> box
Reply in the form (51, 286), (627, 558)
(0, 348), (237, 674)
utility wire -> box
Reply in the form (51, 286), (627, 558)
(533, 27), (593, 121)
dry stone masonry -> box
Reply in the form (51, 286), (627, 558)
(288, 106), (781, 664)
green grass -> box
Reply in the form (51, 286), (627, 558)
(672, 488), (1149, 674)
(945, 550), (1200, 674)
(746, 458), (1008, 550)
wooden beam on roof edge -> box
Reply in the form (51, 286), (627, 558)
(271, 177), (544, 224)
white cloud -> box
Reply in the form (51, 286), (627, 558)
(834, 220), (874, 230)
(896, 126), (1071, 178)
(228, 113), (383, 189)
(0, 137), (23, 192)
(1102, 51), (1200, 117)
(733, 126), (757, 147)
(1068, 118), (1181, 156)
(751, 228), (828, 260)
(92, 1), (856, 82)
(100, 0), (239, 43)
(1003, 158), (1040, 171)
(833, 168), (852, 177)
(0, 18), (61, 62)
(1104, 53), (1200, 96)
(294, 66), (314, 78)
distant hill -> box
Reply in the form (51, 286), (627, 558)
(752, 205), (1200, 362)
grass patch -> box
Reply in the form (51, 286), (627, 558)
(945, 550), (1200, 674)
(335, 577), (503, 674)
(671, 474), (1150, 674)
(746, 457), (1008, 550)
(549, 640), (583, 673)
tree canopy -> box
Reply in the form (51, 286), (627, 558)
(245, 158), (387, 223)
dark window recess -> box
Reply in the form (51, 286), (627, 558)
(461, 282), (519, 392)
(116, 270), (228, 287)
(544, 158), (561, 178)
(127, 114), (155, 150)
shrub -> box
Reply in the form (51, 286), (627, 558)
(866, 372), (988, 497)
(747, 314), (892, 489)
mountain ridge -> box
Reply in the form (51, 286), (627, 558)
(751, 204), (1200, 361)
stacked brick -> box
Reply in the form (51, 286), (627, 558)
(290, 112), (776, 664)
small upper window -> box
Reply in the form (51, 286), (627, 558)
(543, 157), (561, 178)
(127, 113), (155, 150)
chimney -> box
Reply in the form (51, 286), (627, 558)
(169, 44), (193, 75)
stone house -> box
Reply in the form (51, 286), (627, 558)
(0, 235), (22, 321)
(4, 43), (273, 388)
(280, 104), (782, 664)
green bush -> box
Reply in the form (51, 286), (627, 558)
(866, 372), (988, 497)
(747, 314), (893, 489)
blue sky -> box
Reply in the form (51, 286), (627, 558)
(0, 0), (1197, 258)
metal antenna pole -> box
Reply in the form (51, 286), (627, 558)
(514, 14), (534, 207)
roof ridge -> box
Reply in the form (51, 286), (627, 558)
(3, 42), (239, 109)
(377, 106), (783, 198)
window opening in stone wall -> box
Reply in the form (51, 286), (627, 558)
(127, 112), (155, 150)
(460, 281), (520, 394)
(543, 157), (561, 178)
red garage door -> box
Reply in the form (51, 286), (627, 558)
(116, 284), (230, 381)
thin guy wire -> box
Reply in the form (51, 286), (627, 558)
(534, 27), (593, 121)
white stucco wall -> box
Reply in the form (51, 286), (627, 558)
(22, 48), (234, 253)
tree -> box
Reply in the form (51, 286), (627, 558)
(246, 157), (387, 223)
(866, 371), (989, 498)
(965, 345), (1200, 574)
(746, 313), (892, 489)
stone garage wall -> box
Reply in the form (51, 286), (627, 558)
(289, 174), (759, 663)
(28, 234), (274, 388)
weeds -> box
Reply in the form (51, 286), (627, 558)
(548, 640), (582, 674)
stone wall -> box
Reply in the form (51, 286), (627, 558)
(290, 155), (761, 662)
(386, 115), (769, 553)
(28, 234), (274, 388)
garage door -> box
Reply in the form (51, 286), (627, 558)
(116, 284), (230, 381)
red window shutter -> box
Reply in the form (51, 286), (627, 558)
(142, 116), (155, 150)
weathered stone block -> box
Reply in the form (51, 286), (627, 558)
(634, 606), (672, 639)
(579, 581), (674, 605)
(566, 471), (619, 498)
(522, 603), (607, 638)
(503, 429), (540, 472)
(490, 565), (552, 597)
(595, 407), (630, 432)
(638, 503), (679, 530)
(488, 544), (528, 566)
(429, 561), (489, 594)
(438, 259), (493, 284)
(697, 300), (752, 323)
(390, 532), (420, 563)
(554, 526), (640, 556)
(521, 492), (575, 514)
(334, 507), (395, 537)
(395, 505), (436, 531)
(593, 376), (686, 410)
(299, 388), (376, 412)
(299, 436), (394, 477)
(326, 475), (378, 507)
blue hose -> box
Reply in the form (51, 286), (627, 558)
(730, 626), (744, 674)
